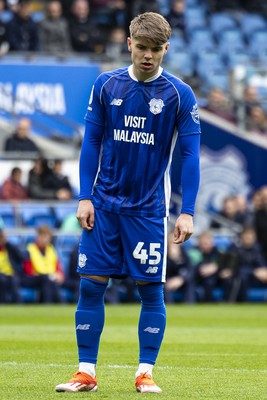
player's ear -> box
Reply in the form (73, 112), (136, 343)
(164, 43), (170, 55)
(127, 37), (132, 52)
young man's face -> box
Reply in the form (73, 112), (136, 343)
(127, 37), (169, 81)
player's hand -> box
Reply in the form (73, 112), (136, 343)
(173, 213), (193, 244)
(76, 199), (95, 231)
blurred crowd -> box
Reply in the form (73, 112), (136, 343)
(1, 185), (267, 304)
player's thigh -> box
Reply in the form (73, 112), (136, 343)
(120, 215), (168, 282)
(78, 208), (123, 275)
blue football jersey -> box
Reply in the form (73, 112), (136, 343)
(84, 65), (201, 217)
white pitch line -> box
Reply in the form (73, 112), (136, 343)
(1, 362), (267, 374)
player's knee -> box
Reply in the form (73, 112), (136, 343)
(137, 282), (165, 308)
(78, 277), (108, 309)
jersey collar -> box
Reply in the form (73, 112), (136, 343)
(128, 65), (163, 82)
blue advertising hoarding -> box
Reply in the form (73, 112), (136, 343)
(0, 60), (100, 137)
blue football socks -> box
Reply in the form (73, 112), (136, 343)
(75, 277), (108, 364)
(137, 283), (166, 365)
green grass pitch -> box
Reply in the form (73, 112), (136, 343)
(0, 304), (267, 400)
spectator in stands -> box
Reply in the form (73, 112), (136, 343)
(210, 195), (244, 232)
(190, 231), (221, 302)
(243, 85), (261, 114)
(28, 158), (71, 200)
(223, 227), (267, 302)
(43, 159), (73, 200)
(0, 0), (10, 57)
(6, 0), (39, 51)
(166, 0), (186, 39)
(4, 117), (40, 155)
(165, 232), (195, 303)
(105, 26), (128, 60)
(204, 87), (236, 123)
(68, 0), (105, 53)
(39, 0), (71, 54)
(0, 166), (28, 200)
(254, 186), (267, 263)
(246, 106), (267, 137)
(23, 225), (65, 303)
(0, 229), (23, 303)
(131, 0), (160, 17)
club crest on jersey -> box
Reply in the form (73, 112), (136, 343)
(190, 103), (200, 124)
(78, 253), (87, 268)
(149, 98), (164, 115)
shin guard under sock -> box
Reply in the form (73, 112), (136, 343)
(75, 277), (108, 364)
(137, 283), (166, 365)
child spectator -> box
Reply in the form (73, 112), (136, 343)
(23, 225), (65, 303)
(0, 166), (28, 200)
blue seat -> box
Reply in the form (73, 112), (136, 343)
(240, 13), (267, 40)
(55, 235), (79, 252)
(167, 50), (194, 78)
(248, 30), (267, 51)
(189, 27), (215, 49)
(53, 203), (78, 226)
(18, 204), (56, 228)
(0, 204), (16, 228)
(201, 68), (229, 94)
(209, 12), (237, 40)
(225, 49), (250, 68)
(195, 49), (224, 78)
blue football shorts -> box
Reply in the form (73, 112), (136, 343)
(77, 208), (168, 282)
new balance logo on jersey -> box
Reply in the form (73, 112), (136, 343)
(110, 98), (123, 106)
(144, 327), (160, 334)
(76, 324), (90, 330)
(145, 266), (158, 274)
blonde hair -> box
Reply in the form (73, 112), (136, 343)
(129, 12), (171, 45)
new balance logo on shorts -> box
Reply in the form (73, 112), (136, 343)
(76, 324), (90, 330)
(145, 266), (158, 273)
(144, 327), (160, 334)
(110, 98), (123, 106)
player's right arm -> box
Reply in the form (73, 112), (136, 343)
(77, 120), (104, 230)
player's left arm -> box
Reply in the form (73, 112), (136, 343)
(173, 134), (200, 243)
(174, 85), (201, 244)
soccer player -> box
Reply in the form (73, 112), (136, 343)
(55, 11), (200, 394)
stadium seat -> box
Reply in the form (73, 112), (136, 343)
(53, 203), (78, 227)
(240, 13), (267, 41)
(0, 204), (16, 228)
(248, 30), (267, 52)
(167, 50), (194, 78)
(195, 49), (224, 78)
(225, 49), (250, 69)
(209, 12), (237, 40)
(201, 68), (229, 94)
(184, 6), (207, 32)
(189, 27), (215, 51)
(18, 204), (56, 228)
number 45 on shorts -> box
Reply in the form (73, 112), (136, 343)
(133, 242), (161, 265)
